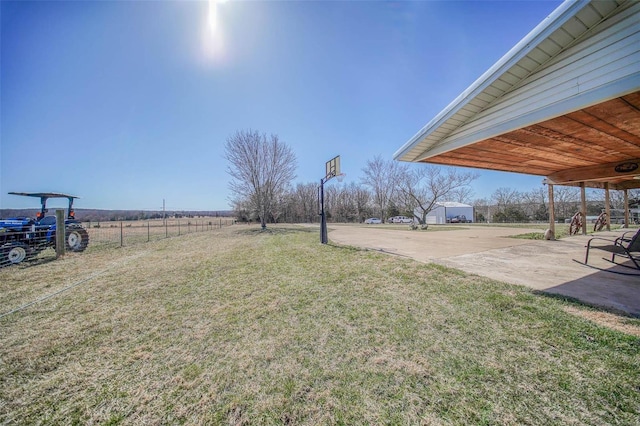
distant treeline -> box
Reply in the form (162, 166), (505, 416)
(0, 209), (234, 222)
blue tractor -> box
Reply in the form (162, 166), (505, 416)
(0, 192), (89, 267)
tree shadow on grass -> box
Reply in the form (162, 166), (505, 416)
(24, 256), (58, 268)
(327, 241), (366, 254)
(0, 248), (58, 271)
(234, 225), (317, 236)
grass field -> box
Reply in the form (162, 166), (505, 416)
(1, 225), (639, 424)
(82, 218), (234, 249)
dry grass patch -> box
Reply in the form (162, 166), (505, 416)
(1, 225), (639, 425)
(563, 305), (640, 337)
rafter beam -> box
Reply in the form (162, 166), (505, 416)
(546, 159), (640, 185)
(610, 180), (640, 191)
(542, 179), (640, 190)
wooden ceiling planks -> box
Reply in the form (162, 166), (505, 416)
(566, 109), (640, 154)
(422, 92), (640, 189)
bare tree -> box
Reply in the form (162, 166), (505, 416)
(361, 155), (406, 222)
(450, 186), (476, 204)
(292, 182), (318, 223)
(490, 187), (527, 222)
(269, 191), (288, 224)
(553, 186), (580, 220)
(332, 183), (368, 223)
(398, 165), (479, 225)
(473, 197), (491, 223)
(324, 185), (339, 222)
(230, 197), (253, 223)
(323, 181), (372, 223)
(491, 187), (522, 209)
(521, 187), (548, 221)
(350, 182), (372, 223)
(609, 189), (626, 210)
(224, 130), (297, 229)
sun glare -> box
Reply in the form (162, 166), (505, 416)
(208, 0), (218, 34)
(208, 0), (229, 34)
(202, 0), (227, 66)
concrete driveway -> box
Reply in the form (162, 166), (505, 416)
(328, 224), (640, 317)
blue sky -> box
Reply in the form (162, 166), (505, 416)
(1, 0), (563, 211)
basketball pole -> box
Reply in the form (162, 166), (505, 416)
(320, 178), (328, 244)
(319, 155), (343, 245)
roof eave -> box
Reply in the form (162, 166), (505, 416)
(393, 0), (591, 163)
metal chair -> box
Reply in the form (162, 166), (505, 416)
(584, 229), (640, 271)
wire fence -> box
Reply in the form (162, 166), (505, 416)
(83, 218), (234, 249)
(1, 217), (234, 268)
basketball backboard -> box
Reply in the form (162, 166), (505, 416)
(325, 156), (340, 179)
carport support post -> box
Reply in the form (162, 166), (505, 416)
(580, 183), (587, 235)
(624, 189), (630, 227)
(55, 209), (65, 258)
(547, 183), (555, 238)
(604, 182), (611, 231)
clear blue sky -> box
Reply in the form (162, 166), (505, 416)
(1, 0), (562, 211)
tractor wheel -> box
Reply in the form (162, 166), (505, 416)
(1, 242), (28, 267)
(66, 228), (89, 252)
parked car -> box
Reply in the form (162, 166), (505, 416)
(364, 217), (382, 224)
(448, 215), (469, 223)
(389, 216), (413, 224)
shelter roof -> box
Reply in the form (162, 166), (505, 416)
(394, 0), (640, 190)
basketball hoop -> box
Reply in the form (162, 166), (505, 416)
(319, 155), (343, 244)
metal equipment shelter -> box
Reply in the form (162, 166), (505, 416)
(394, 0), (640, 236)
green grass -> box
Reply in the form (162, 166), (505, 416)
(510, 232), (548, 240)
(1, 225), (639, 424)
(480, 223), (636, 240)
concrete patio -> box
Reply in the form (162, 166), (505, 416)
(328, 224), (640, 317)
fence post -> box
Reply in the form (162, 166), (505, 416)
(147, 221), (150, 242)
(55, 209), (65, 259)
(165, 219), (168, 238)
(120, 222), (123, 247)
(178, 220), (181, 236)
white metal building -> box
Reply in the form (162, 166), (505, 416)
(424, 202), (474, 225)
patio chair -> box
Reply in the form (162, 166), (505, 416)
(584, 229), (640, 271)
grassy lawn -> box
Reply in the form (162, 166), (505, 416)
(471, 223), (635, 240)
(1, 225), (639, 424)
